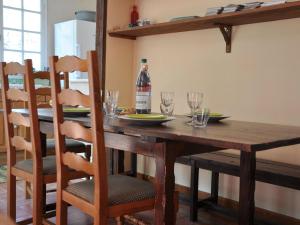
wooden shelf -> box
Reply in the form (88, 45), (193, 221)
(108, 1), (300, 52)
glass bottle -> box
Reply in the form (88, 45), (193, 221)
(131, 5), (139, 27)
(136, 59), (151, 114)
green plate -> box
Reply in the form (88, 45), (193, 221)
(209, 113), (223, 117)
(63, 107), (90, 117)
(127, 114), (167, 120)
(187, 113), (229, 123)
(187, 112), (223, 117)
(119, 115), (175, 126)
(63, 107), (90, 112)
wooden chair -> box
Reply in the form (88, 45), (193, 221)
(0, 60), (86, 225)
(0, 214), (16, 225)
(50, 51), (157, 225)
(22, 71), (91, 200)
(33, 71), (91, 158)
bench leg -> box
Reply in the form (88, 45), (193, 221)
(211, 171), (219, 204)
(190, 160), (199, 222)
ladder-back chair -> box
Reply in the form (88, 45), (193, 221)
(34, 71), (70, 108)
(0, 60), (85, 225)
(33, 71), (91, 158)
(22, 71), (90, 200)
(50, 51), (156, 225)
(1, 60), (50, 225)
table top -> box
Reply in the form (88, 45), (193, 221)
(10, 108), (300, 152)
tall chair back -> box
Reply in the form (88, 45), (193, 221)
(34, 71), (70, 108)
(49, 51), (108, 221)
(0, 60), (43, 221)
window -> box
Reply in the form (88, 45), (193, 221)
(0, 0), (46, 71)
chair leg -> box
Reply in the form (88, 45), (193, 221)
(32, 176), (43, 225)
(94, 213), (107, 225)
(42, 184), (47, 214)
(211, 171), (219, 204)
(25, 150), (32, 199)
(56, 191), (68, 225)
(115, 217), (125, 225)
(174, 191), (179, 223)
(190, 160), (199, 222)
(7, 174), (16, 221)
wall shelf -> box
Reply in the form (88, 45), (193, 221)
(108, 1), (300, 53)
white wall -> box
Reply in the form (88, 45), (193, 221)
(47, 0), (96, 58)
(47, 0), (134, 106)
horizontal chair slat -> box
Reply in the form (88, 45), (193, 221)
(37, 103), (51, 108)
(33, 71), (50, 80)
(58, 89), (90, 108)
(8, 112), (30, 127)
(11, 136), (32, 152)
(62, 152), (94, 175)
(60, 121), (92, 142)
(4, 62), (25, 75)
(35, 87), (51, 96)
(7, 89), (29, 101)
(55, 56), (88, 73)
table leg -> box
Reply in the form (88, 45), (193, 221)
(109, 148), (115, 175)
(40, 132), (47, 214)
(211, 171), (219, 204)
(239, 151), (256, 225)
(113, 149), (124, 174)
(130, 153), (137, 177)
(154, 142), (177, 225)
(190, 160), (199, 221)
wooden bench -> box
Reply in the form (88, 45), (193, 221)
(176, 151), (300, 222)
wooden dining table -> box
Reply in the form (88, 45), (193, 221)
(11, 108), (300, 225)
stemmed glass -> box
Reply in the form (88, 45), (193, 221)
(160, 92), (175, 116)
(104, 90), (119, 117)
(187, 92), (203, 126)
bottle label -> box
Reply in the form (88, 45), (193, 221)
(136, 92), (151, 110)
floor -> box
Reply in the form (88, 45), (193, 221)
(0, 181), (239, 225)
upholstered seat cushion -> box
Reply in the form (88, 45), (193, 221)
(47, 139), (86, 150)
(14, 155), (56, 175)
(66, 175), (155, 206)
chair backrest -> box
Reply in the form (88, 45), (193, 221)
(49, 51), (108, 208)
(33, 71), (70, 108)
(0, 60), (42, 170)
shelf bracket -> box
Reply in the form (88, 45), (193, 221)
(218, 24), (232, 53)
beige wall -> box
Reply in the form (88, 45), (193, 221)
(106, 0), (134, 106)
(130, 0), (300, 219)
(47, 0), (300, 219)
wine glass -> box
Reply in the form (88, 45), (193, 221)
(160, 92), (175, 116)
(187, 92), (203, 126)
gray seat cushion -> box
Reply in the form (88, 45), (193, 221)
(14, 155), (56, 175)
(47, 139), (86, 150)
(66, 175), (155, 206)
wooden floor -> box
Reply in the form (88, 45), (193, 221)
(0, 181), (239, 225)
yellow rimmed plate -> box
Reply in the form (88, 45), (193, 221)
(118, 114), (175, 125)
